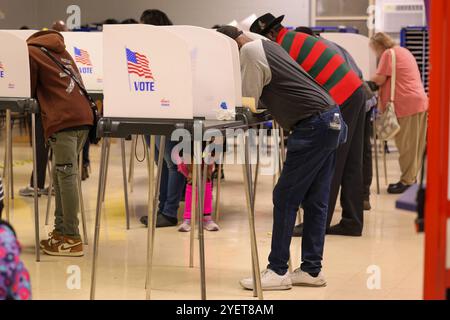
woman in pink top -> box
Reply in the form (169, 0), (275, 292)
(370, 32), (428, 194)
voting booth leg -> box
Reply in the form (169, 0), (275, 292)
(242, 133), (263, 300)
(252, 126), (262, 213)
(78, 153), (88, 245)
(4, 110), (11, 221)
(90, 138), (110, 300)
(383, 140), (388, 185)
(31, 113), (40, 262)
(120, 139), (131, 230)
(244, 133), (257, 297)
(9, 127), (14, 200)
(373, 115), (380, 194)
(195, 138), (207, 300)
(214, 163), (222, 222)
(45, 153), (53, 225)
(189, 164), (197, 268)
(128, 135), (137, 193)
(102, 142), (111, 203)
(145, 135), (159, 300)
(146, 136), (165, 290)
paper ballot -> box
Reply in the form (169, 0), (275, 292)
(242, 97), (257, 113)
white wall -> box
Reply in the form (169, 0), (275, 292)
(1, 0), (310, 29)
(0, 0), (39, 29)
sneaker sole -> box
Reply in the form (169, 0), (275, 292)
(240, 283), (292, 291)
(292, 282), (327, 288)
(43, 249), (84, 257)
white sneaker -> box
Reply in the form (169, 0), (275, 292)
(290, 268), (327, 287)
(240, 269), (292, 291)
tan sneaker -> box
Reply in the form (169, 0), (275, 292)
(40, 231), (63, 249)
(43, 236), (84, 257)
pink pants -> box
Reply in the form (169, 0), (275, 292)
(184, 182), (212, 219)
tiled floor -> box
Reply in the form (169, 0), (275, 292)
(2, 137), (424, 300)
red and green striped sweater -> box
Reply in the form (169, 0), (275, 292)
(276, 28), (362, 105)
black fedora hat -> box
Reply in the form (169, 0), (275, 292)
(250, 13), (285, 35)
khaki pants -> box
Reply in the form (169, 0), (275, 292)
(395, 112), (427, 185)
(48, 129), (89, 238)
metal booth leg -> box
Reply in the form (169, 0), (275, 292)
(128, 135), (137, 192)
(45, 149), (53, 225)
(372, 113), (380, 194)
(242, 131), (263, 300)
(9, 123), (13, 200)
(383, 140), (388, 186)
(4, 109), (11, 221)
(78, 151), (88, 245)
(102, 140), (111, 203)
(189, 163), (197, 268)
(214, 163), (222, 222)
(195, 135), (207, 300)
(31, 113), (40, 262)
(120, 138), (131, 229)
(90, 137), (111, 300)
(144, 135), (165, 299)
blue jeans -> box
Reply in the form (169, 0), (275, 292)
(147, 136), (186, 219)
(268, 106), (347, 275)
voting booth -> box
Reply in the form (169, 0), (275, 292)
(102, 24), (241, 120)
(0, 31), (31, 98)
(92, 24), (264, 301)
(62, 31), (103, 92)
(321, 33), (377, 80)
(165, 26), (241, 119)
(0, 31), (40, 261)
(1, 29), (37, 41)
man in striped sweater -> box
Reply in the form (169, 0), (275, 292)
(251, 14), (366, 237)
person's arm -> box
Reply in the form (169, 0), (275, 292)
(371, 74), (387, 86)
(240, 41), (272, 106)
(371, 49), (391, 86)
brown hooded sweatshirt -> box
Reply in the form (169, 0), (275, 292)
(27, 30), (93, 140)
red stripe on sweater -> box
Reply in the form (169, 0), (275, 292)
(276, 28), (289, 44)
(315, 55), (345, 86)
(328, 71), (362, 105)
(289, 33), (308, 61)
(301, 41), (328, 72)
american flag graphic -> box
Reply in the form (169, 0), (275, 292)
(0, 61), (4, 70)
(126, 48), (154, 79)
(74, 47), (92, 66)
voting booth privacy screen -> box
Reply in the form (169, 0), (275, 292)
(0, 31), (31, 98)
(102, 24), (241, 120)
(165, 26), (240, 119)
(321, 33), (377, 80)
(62, 31), (103, 92)
(103, 24), (194, 119)
(1, 29), (38, 41)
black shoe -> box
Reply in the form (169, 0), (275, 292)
(156, 213), (178, 228)
(292, 223), (304, 237)
(326, 224), (362, 237)
(212, 168), (225, 180)
(363, 200), (371, 211)
(384, 141), (390, 154)
(81, 165), (89, 181)
(140, 215), (148, 227)
(140, 213), (177, 228)
(387, 182), (410, 194)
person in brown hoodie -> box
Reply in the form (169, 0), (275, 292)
(27, 30), (93, 257)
